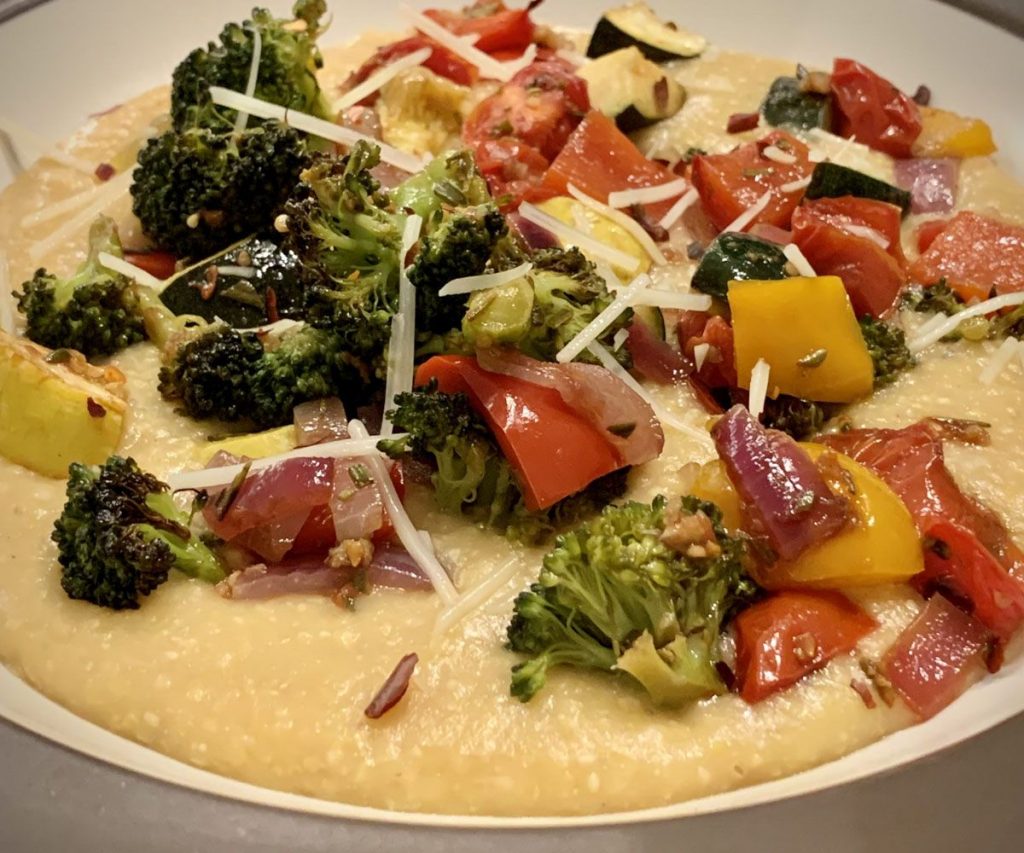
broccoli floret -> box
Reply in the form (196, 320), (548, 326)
(462, 247), (628, 363)
(284, 143), (403, 370)
(860, 316), (915, 387)
(14, 216), (147, 357)
(507, 496), (757, 704)
(904, 280), (1024, 341)
(759, 395), (835, 440)
(53, 456), (225, 610)
(391, 149), (493, 222)
(408, 204), (508, 335)
(159, 323), (368, 428)
(170, 0), (331, 132)
(903, 280), (964, 317)
(132, 122), (308, 260)
(379, 386), (628, 544)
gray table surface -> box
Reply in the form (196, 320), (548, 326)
(2, 1), (1023, 851)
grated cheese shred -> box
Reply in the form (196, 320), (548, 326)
(97, 252), (163, 289)
(566, 184), (667, 266)
(607, 178), (689, 209)
(517, 201), (642, 273)
(232, 23), (263, 135)
(556, 272), (652, 363)
(722, 190), (772, 233)
(658, 188), (700, 230)
(979, 337), (1022, 385)
(334, 47), (433, 112)
(908, 291), (1024, 353)
(438, 261), (533, 296)
(748, 358), (771, 420)
(782, 243), (817, 277)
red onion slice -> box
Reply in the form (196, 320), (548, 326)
(217, 555), (354, 601)
(894, 158), (958, 214)
(294, 397), (349, 447)
(367, 544), (433, 591)
(330, 460), (386, 541)
(626, 317), (693, 385)
(365, 653), (419, 719)
(712, 405), (852, 561)
(231, 509), (313, 562)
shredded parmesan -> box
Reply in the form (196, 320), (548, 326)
(401, 5), (532, 82)
(334, 47), (433, 112)
(748, 358), (771, 420)
(612, 327), (629, 352)
(22, 180), (108, 230)
(631, 289), (712, 311)
(594, 259), (624, 291)
(165, 434), (405, 492)
(556, 273), (652, 363)
(434, 557), (521, 635)
(908, 291), (1024, 353)
(232, 22), (263, 135)
(215, 265), (257, 278)
(658, 188), (700, 231)
(380, 214), (423, 438)
(438, 261), (533, 296)
(566, 184), (667, 266)
(608, 178), (689, 209)
(808, 149), (826, 163)
(517, 202), (642, 274)
(586, 341), (710, 442)
(979, 338), (1022, 385)
(783, 243), (817, 277)
(0, 253), (14, 336)
(554, 48), (588, 67)
(208, 86), (424, 173)
(96, 252), (163, 289)
(0, 115), (95, 174)
(722, 190), (772, 234)
(28, 170), (134, 263)
(235, 318), (305, 335)
(693, 341), (710, 371)
(349, 419), (458, 605)
(762, 145), (797, 165)
(840, 222), (889, 249)
(780, 175), (812, 194)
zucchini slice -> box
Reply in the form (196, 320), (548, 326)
(761, 76), (832, 131)
(691, 233), (789, 300)
(587, 2), (706, 62)
(804, 162), (912, 214)
(577, 47), (687, 132)
(159, 236), (305, 327)
(632, 304), (666, 339)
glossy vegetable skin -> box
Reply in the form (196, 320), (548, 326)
(424, 0), (535, 55)
(576, 46), (687, 132)
(344, 36), (478, 92)
(791, 195), (908, 318)
(690, 131), (814, 232)
(415, 355), (621, 511)
(734, 590), (876, 702)
(908, 211), (1024, 302)
(803, 163), (911, 214)
(883, 594), (990, 719)
(761, 75), (831, 130)
(586, 2), (706, 61)
(729, 275), (875, 404)
(913, 106), (997, 159)
(540, 110), (678, 213)
(830, 58), (922, 157)
(691, 232), (788, 300)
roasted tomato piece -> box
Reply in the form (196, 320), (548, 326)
(909, 210), (1024, 302)
(830, 58), (922, 158)
(415, 355), (621, 511)
(690, 131), (814, 232)
(791, 207), (907, 318)
(124, 250), (177, 280)
(678, 313), (737, 388)
(734, 590), (876, 703)
(540, 110), (678, 215)
(424, 0), (535, 55)
(915, 217), (950, 254)
(883, 594), (990, 719)
(795, 196), (906, 264)
(471, 137), (551, 207)
(463, 60), (589, 161)
(917, 521), (1024, 644)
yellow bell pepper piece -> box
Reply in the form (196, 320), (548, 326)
(0, 332), (127, 478)
(537, 196), (650, 278)
(688, 445), (923, 589)
(194, 425), (298, 465)
(912, 106), (997, 159)
(729, 275), (873, 404)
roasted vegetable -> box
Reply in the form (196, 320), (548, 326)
(15, 217), (146, 357)
(0, 333), (128, 478)
(804, 162), (912, 214)
(761, 73), (832, 131)
(691, 232), (788, 300)
(587, 2), (706, 61)
(53, 455), (225, 610)
(912, 106), (997, 159)
(859, 316), (915, 387)
(577, 46), (687, 132)
(507, 496), (757, 705)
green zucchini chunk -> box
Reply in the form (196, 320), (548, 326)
(692, 233), (789, 300)
(804, 162), (912, 214)
(578, 47), (687, 132)
(586, 2), (706, 62)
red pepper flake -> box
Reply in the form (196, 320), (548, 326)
(912, 84), (932, 107)
(727, 112), (760, 134)
(850, 677), (877, 709)
(365, 653), (419, 719)
(86, 397), (106, 418)
(94, 162), (116, 182)
(265, 286), (280, 323)
(200, 266), (218, 301)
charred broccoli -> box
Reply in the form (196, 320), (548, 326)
(859, 316), (915, 387)
(904, 280), (1024, 341)
(158, 323), (368, 428)
(132, 121), (308, 260)
(15, 217), (147, 357)
(53, 455), (225, 610)
(461, 247), (628, 363)
(759, 395), (834, 440)
(379, 385), (628, 544)
(170, 0), (331, 132)
(507, 496), (757, 705)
